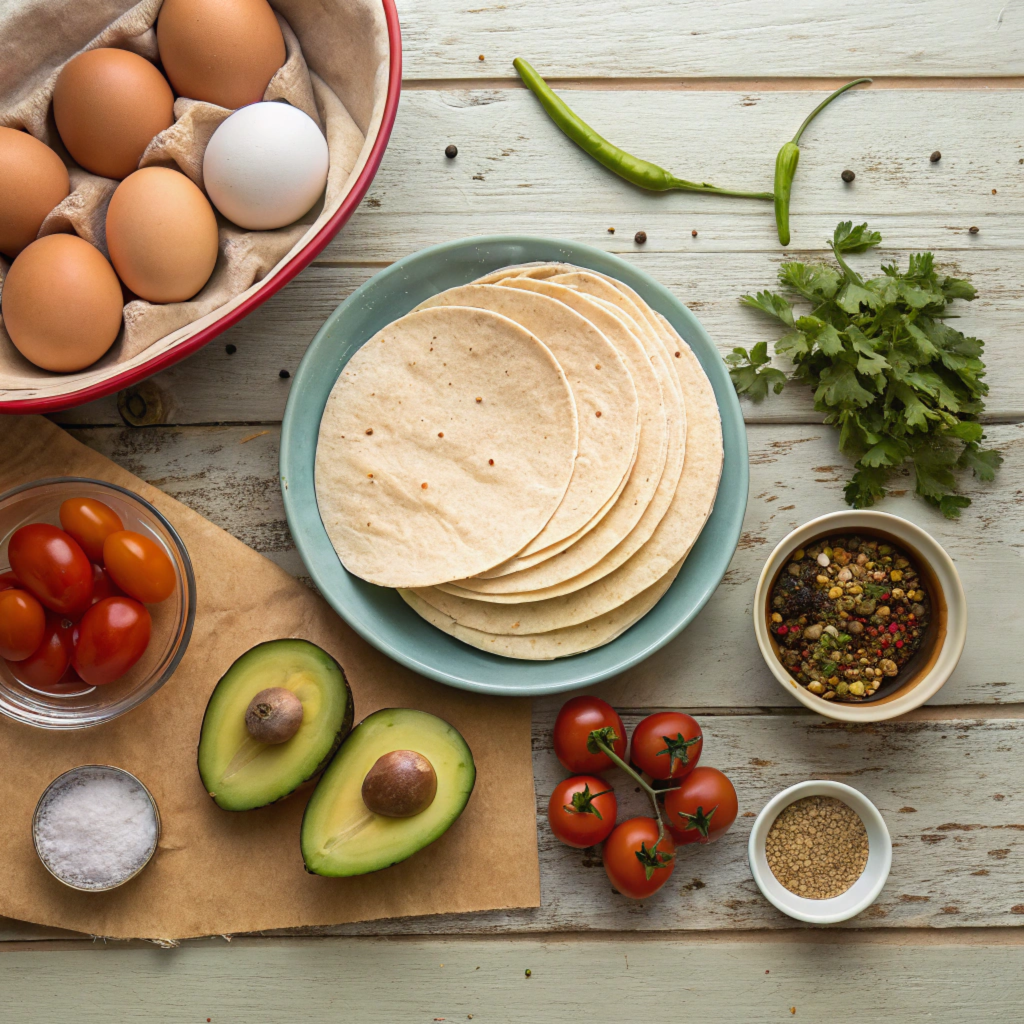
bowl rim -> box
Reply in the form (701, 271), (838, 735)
(32, 764), (162, 892)
(747, 779), (892, 924)
(0, 0), (403, 416)
(0, 475), (196, 729)
(280, 234), (748, 696)
(753, 509), (967, 722)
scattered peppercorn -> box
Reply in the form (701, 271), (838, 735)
(930, 150), (941, 162)
(225, 343), (236, 354)
(478, 54), (485, 61)
(691, 229), (698, 237)
(769, 534), (930, 702)
(634, 230), (647, 244)
(279, 369), (290, 379)
(969, 226), (980, 234)
(607, 227), (615, 234)
(992, 189), (997, 195)
(445, 144), (458, 159)
(766, 795), (869, 899)
(525, 969), (532, 977)
(841, 169), (855, 182)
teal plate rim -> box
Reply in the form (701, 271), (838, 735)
(280, 236), (748, 696)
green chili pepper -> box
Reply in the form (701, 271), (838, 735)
(774, 78), (872, 246)
(514, 58), (774, 201)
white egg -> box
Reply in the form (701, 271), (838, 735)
(203, 101), (329, 230)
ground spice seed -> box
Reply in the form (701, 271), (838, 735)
(765, 796), (869, 900)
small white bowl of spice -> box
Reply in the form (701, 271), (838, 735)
(747, 780), (891, 924)
(33, 765), (160, 892)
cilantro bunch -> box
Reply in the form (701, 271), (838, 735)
(728, 222), (1002, 517)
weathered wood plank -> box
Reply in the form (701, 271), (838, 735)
(399, 0), (1024, 79)
(2, 933), (1024, 1022)
(49, 87), (1023, 426)
(63, 421), (1023, 709)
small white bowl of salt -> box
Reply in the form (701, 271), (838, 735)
(32, 766), (160, 891)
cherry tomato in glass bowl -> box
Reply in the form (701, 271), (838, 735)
(0, 588), (46, 661)
(102, 530), (176, 604)
(90, 564), (124, 605)
(59, 497), (124, 563)
(553, 695), (627, 773)
(73, 596), (151, 686)
(603, 816), (675, 899)
(6, 613), (76, 689)
(630, 711), (703, 780)
(665, 766), (739, 845)
(548, 776), (617, 848)
(8, 524), (93, 616)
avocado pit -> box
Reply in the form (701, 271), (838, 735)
(245, 687), (303, 744)
(361, 749), (437, 817)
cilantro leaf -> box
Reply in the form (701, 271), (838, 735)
(731, 220), (999, 516)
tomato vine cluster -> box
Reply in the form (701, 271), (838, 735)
(548, 696), (739, 899)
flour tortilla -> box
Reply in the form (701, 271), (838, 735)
(400, 559), (683, 660)
(445, 280), (682, 595)
(315, 305), (578, 588)
(411, 309), (722, 632)
(414, 286), (638, 554)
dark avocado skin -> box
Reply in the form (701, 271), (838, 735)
(196, 638), (354, 811)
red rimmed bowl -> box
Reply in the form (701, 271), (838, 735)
(0, 0), (401, 415)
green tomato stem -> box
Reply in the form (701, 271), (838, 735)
(592, 735), (670, 852)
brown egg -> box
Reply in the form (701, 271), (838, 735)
(157, 0), (286, 110)
(105, 167), (219, 303)
(0, 128), (70, 257)
(2, 234), (122, 372)
(53, 48), (174, 181)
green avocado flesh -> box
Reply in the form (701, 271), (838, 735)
(198, 639), (353, 811)
(301, 708), (476, 877)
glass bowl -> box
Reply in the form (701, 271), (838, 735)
(0, 477), (195, 729)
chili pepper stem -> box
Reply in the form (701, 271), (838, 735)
(791, 78), (874, 145)
(592, 736), (670, 853)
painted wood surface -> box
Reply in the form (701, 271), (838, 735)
(52, 87), (1024, 427)
(2, 933), (1024, 1022)
(57, 423), (1024, 709)
(398, 0), (1024, 79)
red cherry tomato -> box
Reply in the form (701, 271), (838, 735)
(603, 816), (675, 899)
(547, 776), (617, 849)
(7, 613), (75, 689)
(8, 523), (93, 616)
(102, 531), (176, 604)
(665, 766), (739, 845)
(0, 588), (46, 661)
(0, 570), (21, 591)
(73, 596), (151, 685)
(90, 563), (124, 605)
(59, 497), (124, 563)
(553, 695), (627, 773)
(629, 711), (704, 780)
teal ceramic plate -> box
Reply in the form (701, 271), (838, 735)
(280, 237), (748, 696)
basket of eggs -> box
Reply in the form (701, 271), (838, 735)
(0, 0), (401, 412)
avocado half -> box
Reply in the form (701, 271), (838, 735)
(301, 708), (476, 877)
(198, 639), (353, 811)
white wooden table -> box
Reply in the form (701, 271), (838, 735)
(4, 1), (1024, 1018)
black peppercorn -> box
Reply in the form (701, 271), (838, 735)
(225, 343), (236, 354)
(445, 144), (458, 159)
(930, 150), (941, 162)
(279, 369), (290, 379)
(634, 230), (647, 244)
(969, 226), (980, 234)
(841, 169), (855, 183)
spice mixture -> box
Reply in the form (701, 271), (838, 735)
(769, 534), (930, 702)
(34, 767), (158, 890)
(765, 795), (869, 900)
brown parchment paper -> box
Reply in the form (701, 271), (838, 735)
(0, 417), (540, 940)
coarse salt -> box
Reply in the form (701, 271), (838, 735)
(34, 768), (158, 890)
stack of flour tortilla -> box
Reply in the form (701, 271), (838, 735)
(314, 262), (724, 660)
